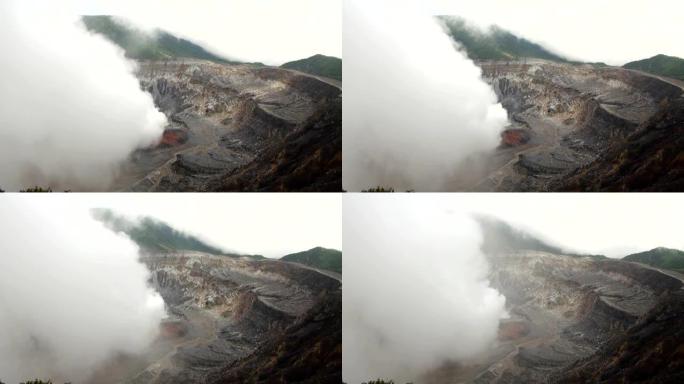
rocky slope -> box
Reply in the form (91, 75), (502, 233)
(554, 290), (684, 384)
(555, 95), (684, 191)
(86, 252), (341, 384)
(450, 60), (684, 191)
(110, 60), (341, 192)
(423, 220), (684, 383)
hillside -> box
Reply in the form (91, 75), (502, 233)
(624, 54), (684, 81)
(623, 247), (684, 273)
(556, 95), (684, 192)
(281, 246), (342, 274)
(438, 16), (568, 62)
(281, 54), (342, 81)
(91, 208), (235, 256)
(82, 15), (239, 63)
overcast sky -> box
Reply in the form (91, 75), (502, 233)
(6, 194), (341, 258)
(427, 0), (684, 66)
(438, 193), (684, 258)
(22, 0), (341, 65)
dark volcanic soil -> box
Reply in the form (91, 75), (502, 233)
(87, 252), (341, 384)
(449, 60), (684, 191)
(423, 247), (684, 383)
(113, 60), (341, 192)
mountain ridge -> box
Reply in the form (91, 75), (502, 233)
(281, 54), (342, 81)
(90, 208), (245, 257)
(281, 246), (342, 274)
(623, 54), (684, 81)
(623, 247), (684, 273)
(438, 16), (569, 63)
(82, 15), (243, 64)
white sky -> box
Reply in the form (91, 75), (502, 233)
(2, 194), (341, 258)
(426, 0), (684, 66)
(466, 193), (684, 258)
(347, 194), (684, 259)
(21, 0), (341, 65)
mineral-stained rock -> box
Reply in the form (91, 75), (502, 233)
(554, 290), (684, 384)
(94, 252), (341, 384)
(500, 129), (531, 147)
(425, 218), (684, 383)
(457, 60), (684, 191)
(114, 60), (341, 192)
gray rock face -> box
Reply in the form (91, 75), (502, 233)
(424, 250), (683, 383)
(450, 60), (683, 191)
(112, 60), (341, 192)
(88, 252), (341, 384)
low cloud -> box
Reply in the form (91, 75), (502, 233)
(0, 196), (165, 383)
(343, 0), (508, 191)
(0, 1), (166, 191)
(343, 195), (507, 382)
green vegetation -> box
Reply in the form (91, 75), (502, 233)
(281, 54), (342, 81)
(438, 16), (568, 62)
(475, 215), (606, 259)
(19, 186), (53, 192)
(82, 15), (239, 64)
(363, 186), (395, 192)
(623, 54), (684, 81)
(19, 380), (70, 384)
(281, 246), (342, 274)
(623, 247), (684, 273)
(91, 208), (236, 256)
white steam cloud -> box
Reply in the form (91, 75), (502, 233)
(343, 0), (508, 192)
(0, 1), (166, 191)
(343, 195), (507, 383)
(0, 196), (165, 383)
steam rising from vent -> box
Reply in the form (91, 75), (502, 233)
(0, 2), (166, 191)
(343, 195), (507, 383)
(0, 196), (165, 383)
(343, 0), (508, 191)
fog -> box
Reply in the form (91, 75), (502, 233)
(343, 195), (507, 383)
(34, 0), (342, 65)
(343, 0), (508, 192)
(0, 1), (166, 191)
(428, 0), (684, 66)
(0, 195), (165, 383)
(342, 193), (684, 382)
(456, 194), (684, 258)
(60, 193), (342, 258)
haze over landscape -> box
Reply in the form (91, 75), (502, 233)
(343, 0), (508, 191)
(0, 1), (167, 191)
(19, 0), (341, 65)
(0, 194), (342, 383)
(0, 196), (166, 383)
(0, 0), (342, 192)
(17, 194), (342, 258)
(344, 194), (684, 383)
(427, 0), (684, 66)
(344, 0), (684, 192)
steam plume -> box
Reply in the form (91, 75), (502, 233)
(0, 2), (166, 191)
(343, 195), (507, 383)
(0, 196), (165, 383)
(343, 0), (508, 191)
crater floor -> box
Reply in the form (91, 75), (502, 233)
(112, 60), (342, 192)
(448, 60), (684, 192)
